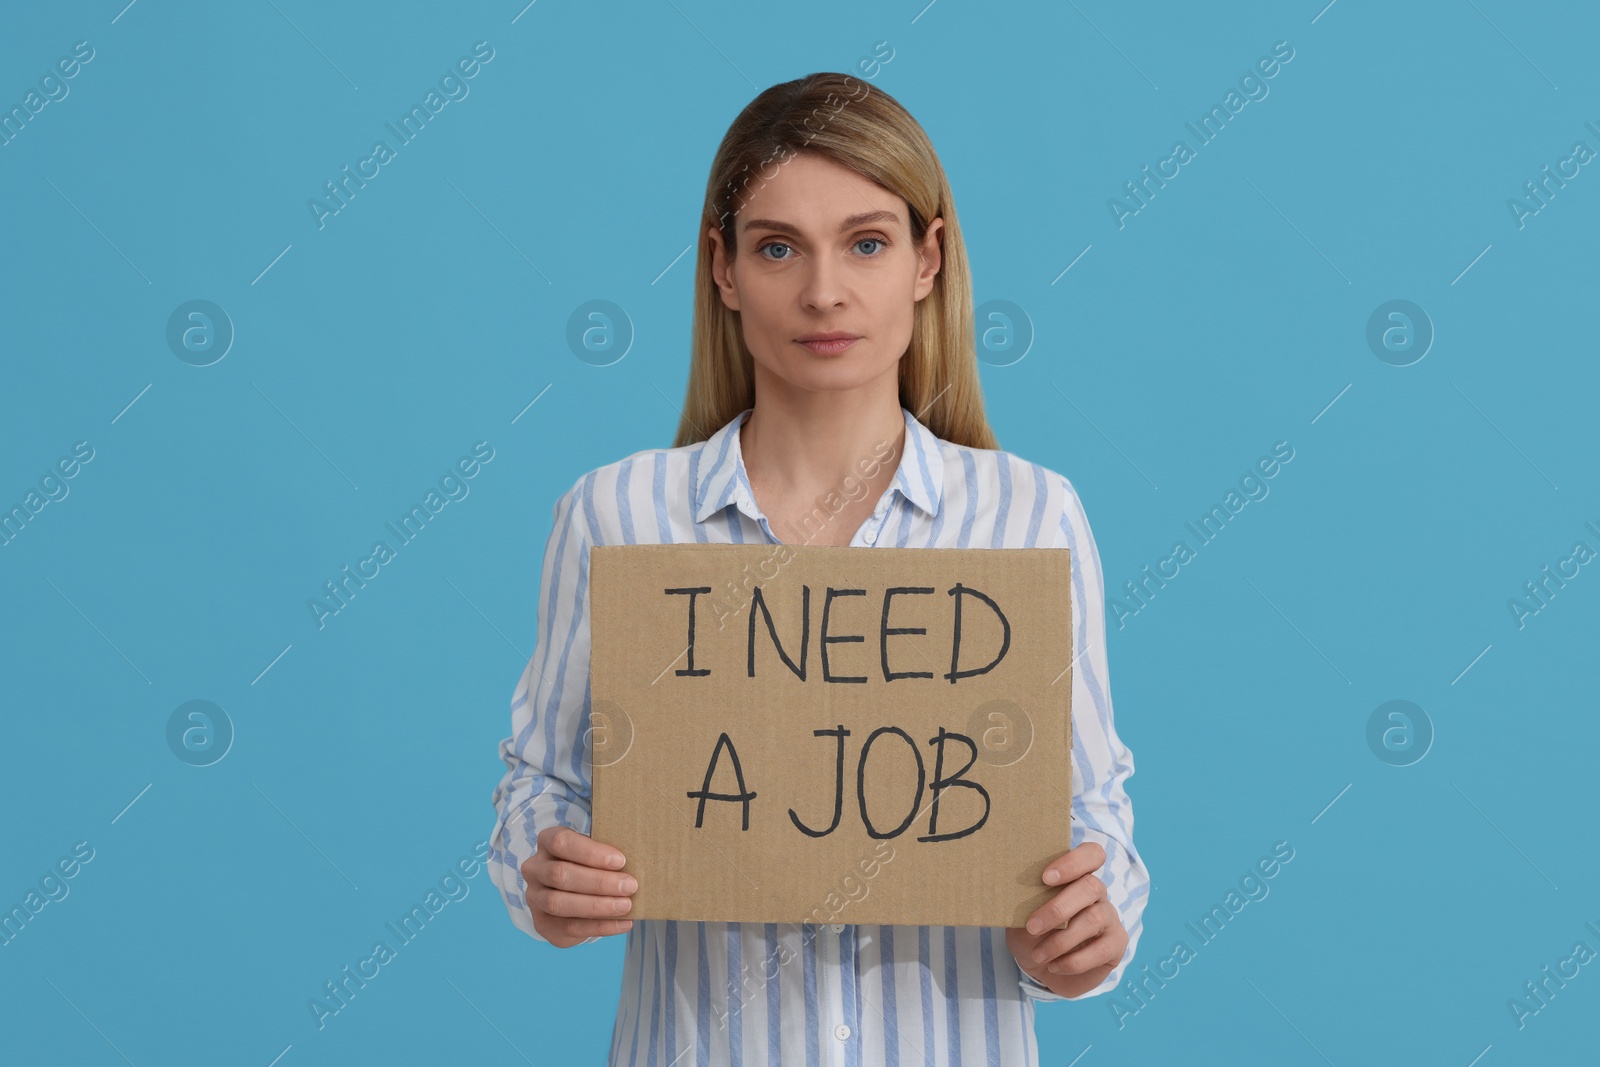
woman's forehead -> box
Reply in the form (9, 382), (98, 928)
(734, 158), (903, 231)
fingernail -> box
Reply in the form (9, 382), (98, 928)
(1043, 869), (1059, 885)
(614, 898), (631, 913)
(1027, 920), (1041, 935)
(1031, 949), (1046, 963)
(620, 876), (638, 893)
(609, 854), (625, 868)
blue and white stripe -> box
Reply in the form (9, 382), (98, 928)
(489, 404), (1151, 1066)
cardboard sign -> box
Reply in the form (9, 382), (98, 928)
(588, 543), (1073, 928)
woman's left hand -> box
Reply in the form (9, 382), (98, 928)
(1005, 840), (1128, 998)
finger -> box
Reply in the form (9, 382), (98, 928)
(540, 826), (627, 870)
(1027, 871), (1107, 934)
(1026, 872), (1107, 935)
(1049, 921), (1128, 975)
(1042, 840), (1105, 887)
(538, 858), (638, 898)
(562, 917), (635, 938)
(529, 885), (635, 920)
(1029, 900), (1114, 966)
(538, 916), (635, 943)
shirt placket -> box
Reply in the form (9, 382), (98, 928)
(854, 497), (891, 548)
(743, 481), (885, 1062)
(817, 922), (853, 1063)
(828, 500), (884, 1060)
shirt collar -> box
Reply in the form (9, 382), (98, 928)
(692, 404), (945, 526)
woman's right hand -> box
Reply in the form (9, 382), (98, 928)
(522, 826), (637, 948)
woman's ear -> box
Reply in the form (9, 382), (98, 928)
(707, 223), (741, 311)
(913, 216), (944, 302)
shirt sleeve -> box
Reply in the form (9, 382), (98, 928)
(1019, 475), (1152, 1003)
(488, 477), (597, 944)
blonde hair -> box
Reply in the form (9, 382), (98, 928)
(672, 71), (999, 452)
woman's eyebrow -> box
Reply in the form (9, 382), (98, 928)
(742, 210), (900, 234)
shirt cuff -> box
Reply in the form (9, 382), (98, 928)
(1019, 968), (1058, 1001)
(1019, 961), (1121, 1002)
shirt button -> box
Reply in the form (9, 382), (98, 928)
(831, 924), (844, 934)
(863, 530), (877, 545)
(834, 1023), (851, 1041)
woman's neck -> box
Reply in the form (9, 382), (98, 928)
(738, 387), (906, 538)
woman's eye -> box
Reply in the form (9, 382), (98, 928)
(756, 236), (887, 260)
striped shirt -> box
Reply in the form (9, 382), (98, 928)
(489, 403), (1150, 1066)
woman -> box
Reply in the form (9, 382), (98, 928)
(489, 71), (1149, 1065)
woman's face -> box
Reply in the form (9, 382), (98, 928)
(707, 150), (943, 396)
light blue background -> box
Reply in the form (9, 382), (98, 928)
(2, 1), (1596, 1063)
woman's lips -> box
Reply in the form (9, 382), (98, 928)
(795, 337), (860, 355)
